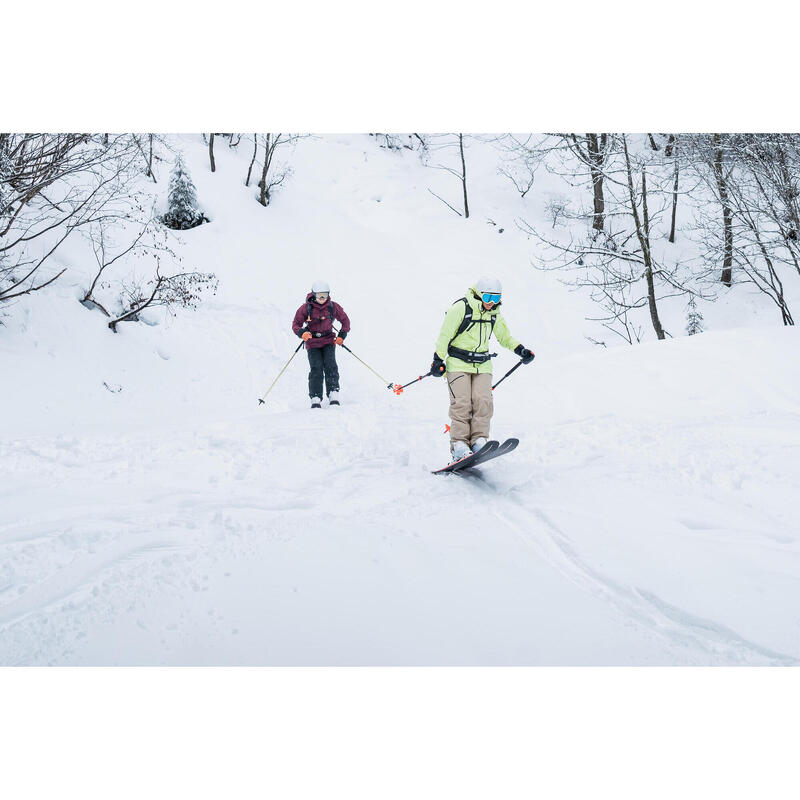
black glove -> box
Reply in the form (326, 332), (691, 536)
(430, 353), (446, 377)
(514, 344), (535, 364)
(339, 330), (347, 341)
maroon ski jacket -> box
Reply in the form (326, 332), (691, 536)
(292, 293), (351, 349)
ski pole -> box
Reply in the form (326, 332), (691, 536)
(258, 340), (305, 405)
(339, 342), (393, 389)
(491, 359), (525, 391)
(392, 371), (433, 394)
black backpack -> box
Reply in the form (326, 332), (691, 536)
(446, 297), (497, 364)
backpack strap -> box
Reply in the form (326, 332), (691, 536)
(450, 297), (496, 340)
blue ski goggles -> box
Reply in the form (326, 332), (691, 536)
(481, 292), (501, 304)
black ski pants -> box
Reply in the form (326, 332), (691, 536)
(307, 343), (339, 398)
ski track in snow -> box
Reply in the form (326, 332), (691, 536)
(2, 397), (799, 665)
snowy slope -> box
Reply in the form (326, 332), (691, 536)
(2, 134), (799, 665)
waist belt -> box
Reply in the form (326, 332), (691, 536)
(312, 330), (332, 338)
(447, 345), (497, 364)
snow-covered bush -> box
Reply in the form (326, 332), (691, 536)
(162, 156), (205, 230)
(686, 295), (704, 336)
(108, 269), (218, 332)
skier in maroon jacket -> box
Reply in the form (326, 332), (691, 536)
(291, 280), (351, 408)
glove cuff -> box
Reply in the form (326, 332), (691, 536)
(514, 344), (524, 356)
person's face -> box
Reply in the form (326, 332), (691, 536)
(315, 292), (329, 304)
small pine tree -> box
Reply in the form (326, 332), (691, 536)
(686, 295), (704, 336)
(162, 156), (204, 230)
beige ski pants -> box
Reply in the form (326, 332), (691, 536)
(446, 371), (493, 449)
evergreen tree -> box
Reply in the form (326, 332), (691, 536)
(686, 295), (704, 336)
(162, 155), (203, 230)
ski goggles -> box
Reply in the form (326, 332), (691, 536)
(481, 292), (501, 304)
(314, 292), (329, 300)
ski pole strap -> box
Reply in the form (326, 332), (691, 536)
(491, 359), (524, 391)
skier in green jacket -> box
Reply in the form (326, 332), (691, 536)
(431, 278), (534, 461)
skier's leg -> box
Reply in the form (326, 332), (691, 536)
(307, 347), (324, 400)
(470, 372), (493, 444)
(447, 372), (472, 452)
(322, 343), (340, 397)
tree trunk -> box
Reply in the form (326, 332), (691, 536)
(245, 134), (258, 187)
(458, 133), (469, 219)
(669, 147), (679, 244)
(622, 136), (665, 340)
(147, 134), (154, 179)
(665, 134), (675, 158)
(259, 134), (272, 206)
(712, 133), (733, 286)
(209, 133), (216, 173)
(640, 168), (666, 340)
(586, 133), (605, 233)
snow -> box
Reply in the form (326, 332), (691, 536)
(2, 134), (799, 665)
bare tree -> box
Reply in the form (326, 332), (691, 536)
(208, 133), (216, 173)
(245, 134), (258, 187)
(1, 134), (142, 306)
(560, 134), (613, 234)
(711, 133), (734, 286)
(668, 137), (680, 244)
(518, 134), (708, 343)
(423, 133), (471, 218)
(255, 134), (303, 206)
(497, 135), (540, 198)
(621, 135), (665, 339)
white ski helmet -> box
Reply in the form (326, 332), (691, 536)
(476, 277), (502, 295)
(311, 280), (330, 294)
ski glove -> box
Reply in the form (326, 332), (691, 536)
(514, 344), (535, 364)
(339, 331), (347, 341)
(431, 353), (446, 377)
(301, 331), (312, 342)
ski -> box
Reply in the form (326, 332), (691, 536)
(432, 438), (519, 475)
(469, 437), (519, 467)
(432, 440), (499, 475)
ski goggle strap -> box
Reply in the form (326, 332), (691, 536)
(481, 292), (501, 304)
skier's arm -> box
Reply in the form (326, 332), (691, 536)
(333, 302), (351, 337)
(492, 312), (521, 352)
(291, 305), (307, 337)
(434, 303), (466, 361)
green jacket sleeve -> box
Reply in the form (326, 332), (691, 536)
(492, 311), (521, 352)
(435, 303), (466, 360)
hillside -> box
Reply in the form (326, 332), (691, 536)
(1, 134), (799, 665)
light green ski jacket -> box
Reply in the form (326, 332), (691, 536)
(434, 286), (521, 374)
